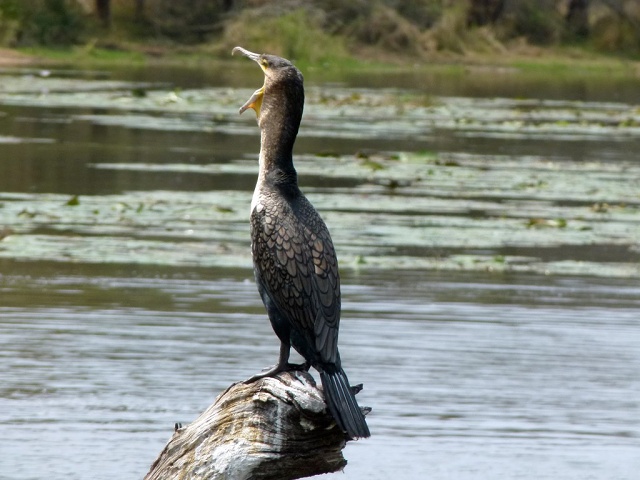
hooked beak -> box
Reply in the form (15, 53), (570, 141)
(232, 46), (265, 117)
(232, 46), (260, 62)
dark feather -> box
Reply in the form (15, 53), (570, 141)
(251, 191), (340, 364)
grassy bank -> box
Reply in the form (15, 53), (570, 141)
(5, 41), (639, 84)
(0, 1), (639, 79)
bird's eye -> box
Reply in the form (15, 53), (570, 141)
(260, 58), (269, 68)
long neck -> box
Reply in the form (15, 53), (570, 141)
(257, 82), (304, 187)
(258, 121), (297, 179)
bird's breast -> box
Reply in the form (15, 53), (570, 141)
(250, 183), (262, 214)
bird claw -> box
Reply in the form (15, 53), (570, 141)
(243, 362), (309, 384)
(288, 361), (311, 372)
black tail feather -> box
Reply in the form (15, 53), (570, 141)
(320, 368), (370, 439)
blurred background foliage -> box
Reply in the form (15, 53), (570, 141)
(0, 0), (638, 60)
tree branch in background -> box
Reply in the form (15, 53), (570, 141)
(566, 0), (590, 38)
(468, 0), (505, 26)
(95, 0), (110, 28)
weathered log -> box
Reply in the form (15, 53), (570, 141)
(145, 371), (368, 480)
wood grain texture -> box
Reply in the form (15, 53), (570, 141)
(145, 371), (352, 480)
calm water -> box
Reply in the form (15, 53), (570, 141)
(1, 64), (639, 479)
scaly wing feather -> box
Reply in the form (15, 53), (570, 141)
(251, 194), (340, 365)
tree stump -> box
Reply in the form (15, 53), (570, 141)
(145, 370), (368, 480)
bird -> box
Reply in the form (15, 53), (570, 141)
(232, 46), (370, 439)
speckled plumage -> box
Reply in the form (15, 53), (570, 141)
(251, 188), (340, 366)
(234, 46), (370, 439)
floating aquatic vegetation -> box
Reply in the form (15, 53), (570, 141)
(65, 195), (80, 206)
(0, 135), (55, 144)
(1, 75), (640, 142)
(0, 73), (638, 277)
(2, 146), (639, 278)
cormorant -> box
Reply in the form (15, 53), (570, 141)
(233, 46), (370, 439)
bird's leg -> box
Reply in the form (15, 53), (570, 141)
(244, 342), (308, 384)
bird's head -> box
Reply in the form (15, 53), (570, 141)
(232, 46), (304, 132)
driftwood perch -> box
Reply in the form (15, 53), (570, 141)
(145, 371), (367, 480)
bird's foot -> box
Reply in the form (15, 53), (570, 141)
(291, 360), (311, 372)
(243, 361), (309, 384)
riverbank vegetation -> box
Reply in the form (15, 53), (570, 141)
(0, 1), (639, 71)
